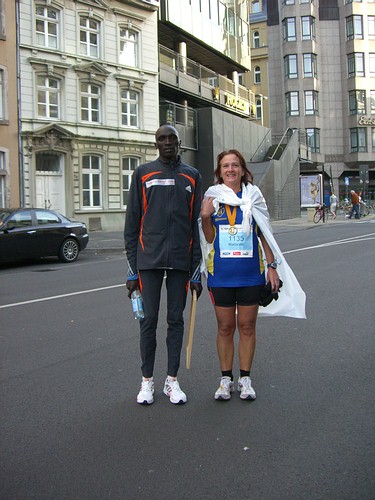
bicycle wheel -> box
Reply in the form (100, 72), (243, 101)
(313, 210), (322, 223)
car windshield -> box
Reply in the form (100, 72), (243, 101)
(0, 210), (12, 225)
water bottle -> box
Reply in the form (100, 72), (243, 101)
(131, 290), (144, 320)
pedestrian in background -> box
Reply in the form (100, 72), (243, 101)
(124, 124), (203, 405)
(348, 190), (360, 219)
(329, 192), (337, 219)
(200, 149), (306, 402)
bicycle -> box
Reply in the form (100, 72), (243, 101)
(313, 204), (330, 223)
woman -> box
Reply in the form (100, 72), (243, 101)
(201, 149), (305, 401)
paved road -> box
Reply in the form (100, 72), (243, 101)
(1, 219), (375, 499)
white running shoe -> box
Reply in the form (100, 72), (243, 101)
(238, 376), (256, 400)
(137, 378), (154, 405)
(163, 378), (187, 404)
(214, 376), (234, 401)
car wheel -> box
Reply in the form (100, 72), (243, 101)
(59, 238), (79, 263)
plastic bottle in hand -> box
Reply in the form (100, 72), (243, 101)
(131, 290), (144, 320)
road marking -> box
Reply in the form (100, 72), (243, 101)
(1, 233), (374, 309)
(283, 232), (375, 254)
(0, 283), (126, 309)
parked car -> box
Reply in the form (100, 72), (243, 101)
(0, 208), (89, 264)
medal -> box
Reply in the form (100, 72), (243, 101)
(225, 205), (237, 228)
(225, 205), (237, 234)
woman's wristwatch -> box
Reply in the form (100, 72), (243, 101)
(267, 261), (278, 269)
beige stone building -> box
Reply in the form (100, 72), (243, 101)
(0, 0), (20, 207)
(247, 0), (270, 127)
(18, 0), (159, 231)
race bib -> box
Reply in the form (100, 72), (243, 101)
(219, 225), (253, 258)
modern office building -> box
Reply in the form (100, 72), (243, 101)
(157, 0), (273, 192)
(17, 0), (159, 231)
(267, 0), (375, 203)
(0, 0), (20, 208)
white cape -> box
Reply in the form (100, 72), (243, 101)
(199, 183), (306, 319)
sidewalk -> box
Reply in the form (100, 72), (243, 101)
(84, 212), (374, 254)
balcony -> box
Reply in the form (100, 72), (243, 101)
(159, 101), (198, 150)
(159, 45), (256, 119)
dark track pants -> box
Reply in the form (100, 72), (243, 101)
(138, 269), (189, 378)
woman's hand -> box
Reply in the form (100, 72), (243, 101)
(267, 268), (280, 293)
(201, 197), (215, 219)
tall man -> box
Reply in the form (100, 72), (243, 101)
(124, 125), (203, 405)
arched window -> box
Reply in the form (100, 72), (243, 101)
(82, 155), (102, 208)
(253, 30), (260, 48)
(256, 99), (262, 120)
(122, 157), (139, 206)
(254, 66), (261, 84)
(119, 27), (139, 67)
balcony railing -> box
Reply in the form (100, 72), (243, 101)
(159, 45), (255, 118)
(159, 101), (198, 150)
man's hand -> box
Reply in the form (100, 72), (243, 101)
(190, 281), (203, 299)
(126, 279), (139, 298)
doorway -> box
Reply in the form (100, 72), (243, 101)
(35, 153), (66, 214)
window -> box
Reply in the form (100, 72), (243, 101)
(284, 54), (298, 79)
(256, 99), (262, 120)
(0, 151), (5, 207)
(82, 155), (102, 208)
(121, 90), (139, 127)
(372, 128), (375, 152)
(301, 16), (315, 40)
(349, 90), (366, 114)
(119, 28), (138, 67)
(37, 76), (59, 118)
(0, 68), (4, 120)
(303, 53), (317, 78)
(122, 157), (139, 206)
(36, 210), (60, 225)
(7, 211), (33, 228)
(348, 53), (365, 77)
(81, 83), (101, 122)
(306, 128), (320, 152)
(286, 91), (299, 116)
(346, 15), (363, 40)
(369, 17), (375, 38)
(0, 0), (6, 39)
(253, 30), (260, 48)
(370, 54), (375, 75)
(304, 90), (318, 115)
(35, 5), (59, 48)
(252, 0), (260, 13)
(370, 90), (375, 114)
(254, 66), (261, 84)
(79, 17), (100, 58)
(284, 0), (295, 4)
(350, 128), (367, 152)
(283, 18), (296, 41)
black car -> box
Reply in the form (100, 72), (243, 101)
(0, 208), (89, 263)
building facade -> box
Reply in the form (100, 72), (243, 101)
(247, 0), (270, 127)
(0, 0), (20, 208)
(267, 0), (375, 203)
(18, 0), (159, 231)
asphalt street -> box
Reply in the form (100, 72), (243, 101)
(1, 216), (375, 499)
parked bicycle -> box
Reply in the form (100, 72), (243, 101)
(313, 204), (331, 223)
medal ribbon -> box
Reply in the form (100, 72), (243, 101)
(225, 205), (237, 227)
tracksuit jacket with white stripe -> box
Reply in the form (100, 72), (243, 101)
(124, 156), (202, 282)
